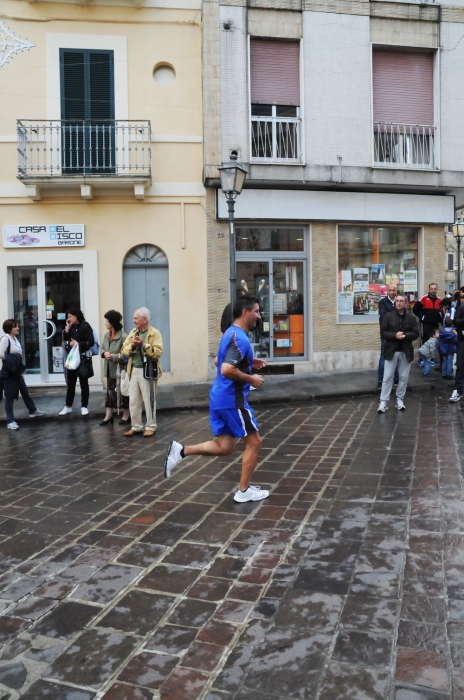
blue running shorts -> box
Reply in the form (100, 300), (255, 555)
(210, 407), (259, 438)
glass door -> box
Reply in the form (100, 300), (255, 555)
(10, 267), (82, 384)
(272, 261), (305, 358)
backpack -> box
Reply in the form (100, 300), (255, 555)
(86, 330), (100, 357)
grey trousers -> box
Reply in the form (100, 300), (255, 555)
(380, 352), (411, 403)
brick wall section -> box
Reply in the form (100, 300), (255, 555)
(206, 188), (230, 356)
(220, 6), (250, 163)
(203, 0), (222, 180)
(423, 225), (446, 294)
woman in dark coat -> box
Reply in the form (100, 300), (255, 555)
(100, 310), (129, 426)
(59, 308), (94, 416)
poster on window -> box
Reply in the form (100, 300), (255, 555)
(353, 268), (369, 292)
(404, 270), (418, 292)
(368, 292), (381, 314)
(339, 270), (353, 292)
(52, 346), (64, 373)
(338, 292), (354, 316)
(371, 264), (386, 284)
(354, 293), (369, 314)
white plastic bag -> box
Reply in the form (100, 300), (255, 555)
(65, 344), (81, 371)
(120, 369), (130, 396)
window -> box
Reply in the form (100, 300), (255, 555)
(236, 227), (306, 360)
(250, 39), (301, 162)
(60, 49), (115, 174)
(373, 49), (435, 169)
(338, 226), (419, 323)
(448, 253), (454, 271)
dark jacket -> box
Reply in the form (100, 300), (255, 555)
(439, 327), (458, 355)
(381, 308), (420, 363)
(378, 295), (396, 324)
(454, 302), (464, 343)
(62, 321), (94, 354)
(413, 294), (442, 327)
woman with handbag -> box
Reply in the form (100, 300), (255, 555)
(100, 310), (130, 426)
(59, 308), (94, 417)
(0, 319), (45, 430)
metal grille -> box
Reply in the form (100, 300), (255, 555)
(373, 122), (436, 169)
(251, 116), (301, 161)
(17, 120), (151, 177)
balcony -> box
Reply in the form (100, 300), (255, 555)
(251, 105), (301, 164)
(16, 120), (152, 200)
(374, 122), (437, 170)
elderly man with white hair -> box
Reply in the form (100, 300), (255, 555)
(120, 307), (163, 437)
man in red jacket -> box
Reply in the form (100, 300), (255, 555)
(413, 283), (442, 345)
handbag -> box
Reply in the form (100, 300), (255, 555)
(120, 368), (130, 396)
(65, 343), (81, 371)
(78, 356), (94, 380)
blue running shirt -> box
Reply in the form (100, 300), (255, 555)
(210, 326), (253, 409)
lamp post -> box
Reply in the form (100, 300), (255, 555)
(218, 152), (248, 307)
(452, 219), (464, 289)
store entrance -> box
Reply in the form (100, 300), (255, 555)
(11, 267), (82, 384)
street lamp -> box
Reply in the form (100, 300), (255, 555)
(452, 219), (464, 289)
(218, 152), (248, 307)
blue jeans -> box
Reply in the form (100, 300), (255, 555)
(418, 352), (432, 376)
(4, 376), (37, 424)
(442, 354), (454, 378)
(378, 338), (399, 383)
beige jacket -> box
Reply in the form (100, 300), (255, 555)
(120, 325), (163, 379)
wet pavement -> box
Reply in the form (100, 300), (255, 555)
(0, 391), (462, 699)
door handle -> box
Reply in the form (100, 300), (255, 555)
(42, 319), (57, 341)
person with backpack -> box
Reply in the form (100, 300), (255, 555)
(439, 318), (458, 379)
(59, 308), (96, 417)
(99, 310), (130, 426)
(0, 319), (45, 430)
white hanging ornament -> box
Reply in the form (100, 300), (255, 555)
(0, 21), (35, 68)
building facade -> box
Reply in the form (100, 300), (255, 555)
(203, 0), (460, 375)
(0, 0), (205, 389)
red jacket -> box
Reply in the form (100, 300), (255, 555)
(413, 294), (442, 327)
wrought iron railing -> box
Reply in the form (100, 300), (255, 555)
(374, 122), (436, 169)
(251, 116), (301, 162)
(17, 120), (151, 177)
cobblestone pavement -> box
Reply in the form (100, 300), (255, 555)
(0, 394), (462, 699)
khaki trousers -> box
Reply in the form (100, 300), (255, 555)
(129, 367), (157, 432)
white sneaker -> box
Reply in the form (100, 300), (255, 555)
(29, 409), (45, 417)
(234, 484), (269, 503)
(377, 401), (388, 413)
(164, 441), (184, 478)
(81, 407), (89, 416)
(395, 399), (406, 411)
(7, 422), (19, 430)
(450, 390), (462, 403)
(59, 406), (72, 416)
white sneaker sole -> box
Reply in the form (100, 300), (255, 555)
(396, 405), (406, 411)
(165, 441), (181, 479)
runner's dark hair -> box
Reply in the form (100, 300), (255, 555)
(233, 295), (259, 319)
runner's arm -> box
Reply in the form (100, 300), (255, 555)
(221, 363), (264, 388)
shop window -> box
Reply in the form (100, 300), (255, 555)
(236, 227), (306, 360)
(338, 226), (419, 323)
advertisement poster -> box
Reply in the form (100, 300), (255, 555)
(341, 270), (353, 292)
(353, 268), (369, 292)
(371, 264), (386, 284)
(354, 293), (369, 314)
(368, 292), (381, 314)
(338, 292), (354, 315)
(404, 270), (418, 292)
(52, 346), (64, 373)
(3, 225), (84, 248)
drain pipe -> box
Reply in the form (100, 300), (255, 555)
(335, 155), (342, 185)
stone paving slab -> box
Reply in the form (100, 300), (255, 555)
(0, 393), (461, 698)
(0, 362), (445, 423)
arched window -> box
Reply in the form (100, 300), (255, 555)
(123, 244), (170, 371)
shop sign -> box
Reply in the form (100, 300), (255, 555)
(2, 224), (85, 248)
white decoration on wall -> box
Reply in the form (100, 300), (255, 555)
(0, 21), (35, 68)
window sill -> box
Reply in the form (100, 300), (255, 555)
(251, 161), (305, 166)
(372, 164), (440, 172)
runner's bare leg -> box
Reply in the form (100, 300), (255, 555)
(239, 432), (262, 491)
(184, 434), (235, 458)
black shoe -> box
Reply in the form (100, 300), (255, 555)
(377, 381), (382, 389)
(119, 417), (130, 425)
(99, 417), (114, 426)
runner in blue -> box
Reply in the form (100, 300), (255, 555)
(164, 295), (269, 502)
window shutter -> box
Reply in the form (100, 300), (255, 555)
(373, 49), (434, 125)
(89, 52), (114, 120)
(60, 51), (86, 120)
(250, 39), (300, 106)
